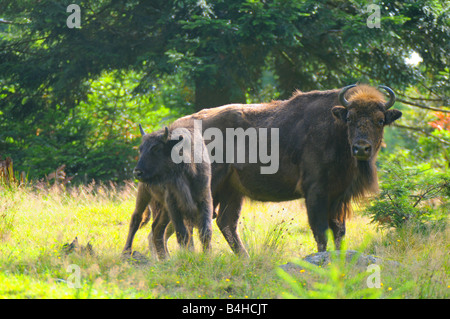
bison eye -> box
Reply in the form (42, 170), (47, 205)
(378, 119), (385, 126)
(151, 143), (163, 153)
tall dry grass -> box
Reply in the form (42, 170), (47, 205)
(0, 182), (448, 298)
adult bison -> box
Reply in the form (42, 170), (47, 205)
(124, 84), (402, 258)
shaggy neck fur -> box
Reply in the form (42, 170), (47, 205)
(352, 159), (379, 198)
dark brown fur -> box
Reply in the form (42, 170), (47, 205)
(122, 128), (213, 259)
(125, 84), (402, 256)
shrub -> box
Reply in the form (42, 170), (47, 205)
(365, 161), (449, 230)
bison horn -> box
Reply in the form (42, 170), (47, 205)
(378, 85), (396, 109)
(338, 84), (357, 108)
(163, 126), (169, 142)
(139, 123), (146, 136)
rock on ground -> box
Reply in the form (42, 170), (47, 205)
(279, 250), (401, 272)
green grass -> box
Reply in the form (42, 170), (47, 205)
(0, 182), (448, 299)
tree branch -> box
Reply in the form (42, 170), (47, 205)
(393, 123), (450, 146)
(0, 36), (50, 50)
(0, 19), (13, 24)
(417, 80), (445, 100)
(0, 18), (30, 25)
(396, 98), (450, 113)
(396, 92), (444, 102)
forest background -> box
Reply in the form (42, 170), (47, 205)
(0, 0), (448, 183)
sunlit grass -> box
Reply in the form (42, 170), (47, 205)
(0, 182), (448, 298)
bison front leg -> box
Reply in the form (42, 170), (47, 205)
(328, 209), (346, 250)
(122, 183), (151, 257)
(165, 197), (191, 250)
(327, 197), (350, 250)
(305, 186), (330, 252)
(329, 218), (345, 250)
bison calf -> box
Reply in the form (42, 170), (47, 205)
(123, 125), (213, 259)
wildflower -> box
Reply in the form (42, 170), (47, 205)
(225, 278), (230, 282)
(176, 281), (180, 284)
(245, 296), (248, 298)
(388, 287), (392, 291)
(299, 269), (305, 273)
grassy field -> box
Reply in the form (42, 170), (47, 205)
(0, 182), (448, 299)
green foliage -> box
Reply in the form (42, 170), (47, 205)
(1, 0), (448, 181)
(2, 0), (448, 102)
(1, 70), (192, 182)
(381, 88), (450, 170)
(418, 119), (450, 166)
(277, 237), (416, 299)
(278, 258), (383, 299)
(366, 162), (449, 230)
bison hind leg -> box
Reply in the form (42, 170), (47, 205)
(216, 191), (249, 258)
(198, 218), (212, 252)
(196, 193), (213, 253)
(183, 221), (195, 251)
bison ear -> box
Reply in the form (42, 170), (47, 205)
(332, 106), (348, 123)
(384, 109), (402, 125)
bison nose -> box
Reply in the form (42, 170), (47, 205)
(133, 168), (144, 179)
(352, 141), (372, 160)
